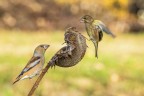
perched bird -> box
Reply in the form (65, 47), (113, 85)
(81, 15), (115, 58)
(49, 27), (87, 68)
(13, 44), (50, 84)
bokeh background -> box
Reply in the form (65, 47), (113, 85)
(0, 0), (144, 96)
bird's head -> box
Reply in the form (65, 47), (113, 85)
(80, 15), (94, 23)
(65, 27), (77, 33)
(34, 44), (50, 56)
(65, 27), (77, 44)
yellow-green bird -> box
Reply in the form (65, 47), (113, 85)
(81, 15), (115, 58)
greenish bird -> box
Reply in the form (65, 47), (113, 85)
(81, 15), (115, 58)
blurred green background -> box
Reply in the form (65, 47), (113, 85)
(0, 0), (144, 96)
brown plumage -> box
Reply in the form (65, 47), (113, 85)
(13, 44), (49, 84)
(49, 27), (87, 67)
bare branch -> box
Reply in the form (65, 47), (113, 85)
(28, 63), (51, 96)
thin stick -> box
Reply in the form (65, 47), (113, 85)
(28, 63), (51, 96)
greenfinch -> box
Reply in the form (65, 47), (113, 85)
(81, 15), (115, 58)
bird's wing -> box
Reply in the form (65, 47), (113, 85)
(16, 56), (41, 79)
(51, 46), (75, 66)
(91, 23), (99, 42)
(99, 23), (115, 38)
(94, 20), (115, 38)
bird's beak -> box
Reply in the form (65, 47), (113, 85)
(44, 45), (50, 50)
(80, 18), (84, 23)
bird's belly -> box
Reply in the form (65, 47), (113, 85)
(29, 71), (40, 79)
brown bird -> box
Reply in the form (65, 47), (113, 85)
(13, 44), (49, 84)
(49, 27), (87, 68)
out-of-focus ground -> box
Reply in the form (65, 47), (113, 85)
(0, 0), (144, 96)
(0, 30), (144, 96)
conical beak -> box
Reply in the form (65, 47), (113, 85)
(80, 18), (84, 23)
(44, 45), (50, 50)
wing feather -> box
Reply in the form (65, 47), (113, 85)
(16, 56), (41, 79)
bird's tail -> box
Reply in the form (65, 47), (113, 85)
(93, 41), (98, 58)
(13, 75), (21, 85)
(13, 78), (20, 85)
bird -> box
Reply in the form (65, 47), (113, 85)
(49, 27), (87, 68)
(80, 15), (115, 58)
(13, 44), (50, 84)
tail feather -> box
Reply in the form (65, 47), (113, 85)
(13, 78), (20, 85)
(93, 41), (98, 58)
(13, 74), (22, 85)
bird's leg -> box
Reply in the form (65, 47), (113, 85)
(49, 59), (57, 69)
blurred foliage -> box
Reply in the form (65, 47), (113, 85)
(0, 0), (143, 32)
(0, 0), (144, 96)
(0, 30), (144, 96)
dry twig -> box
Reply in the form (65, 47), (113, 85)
(28, 63), (51, 96)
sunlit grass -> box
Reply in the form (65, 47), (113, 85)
(0, 29), (144, 96)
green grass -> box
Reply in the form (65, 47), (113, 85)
(0, 30), (144, 96)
